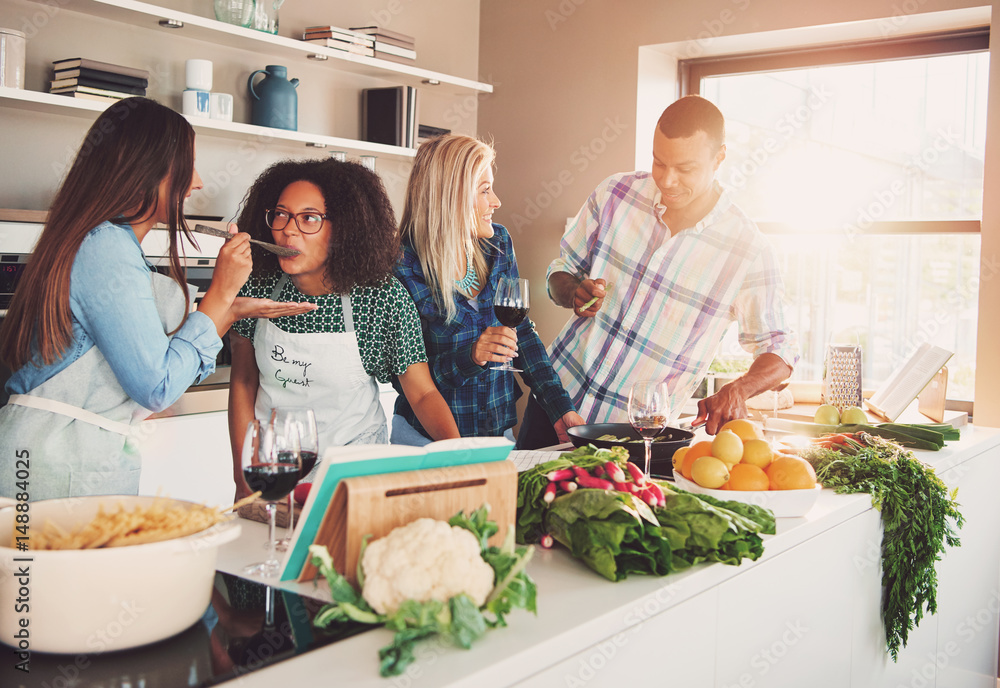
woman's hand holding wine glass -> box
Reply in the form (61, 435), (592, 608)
(628, 380), (670, 478)
(492, 277), (529, 372)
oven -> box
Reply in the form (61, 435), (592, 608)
(0, 218), (232, 414)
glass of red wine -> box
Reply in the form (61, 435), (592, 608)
(241, 418), (301, 578)
(492, 277), (529, 372)
(272, 407), (318, 552)
(627, 380), (670, 477)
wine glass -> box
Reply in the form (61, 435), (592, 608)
(628, 380), (670, 477)
(242, 418), (300, 578)
(492, 277), (529, 372)
(272, 407), (318, 552)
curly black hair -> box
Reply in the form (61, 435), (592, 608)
(234, 158), (400, 293)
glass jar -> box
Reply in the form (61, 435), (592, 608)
(251, 0), (279, 34)
(214, 0), (255, 28)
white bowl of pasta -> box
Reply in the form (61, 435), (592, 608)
(0, 495), (241, 654)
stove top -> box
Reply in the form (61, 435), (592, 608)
(2, 572), (371, 688)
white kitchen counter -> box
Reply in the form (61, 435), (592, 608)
(214, 425), (1000, 688)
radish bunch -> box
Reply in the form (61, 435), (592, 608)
(540, 460), (666, 508)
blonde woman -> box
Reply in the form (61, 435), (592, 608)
(392, 134), (584, 446)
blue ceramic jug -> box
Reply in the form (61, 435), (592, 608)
(248, 65), (298, 130)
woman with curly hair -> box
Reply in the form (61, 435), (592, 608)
(392, 134), (584, 446)
(227, 158), (460, 496)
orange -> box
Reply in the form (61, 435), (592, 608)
(680, 441), (714, 480)
(766, 455), (817, 490)
(727, 464), (770, 491)
(719, 419), (763, 442)
(740, 439), (774, 469)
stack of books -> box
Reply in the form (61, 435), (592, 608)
(49, 58), (148, 104)
(349, 25), (416, 63)
(302, 25), (375, 58)
(362, 85), (418, 148)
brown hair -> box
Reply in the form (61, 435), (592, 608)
(235, 158), (400, 293)
(0, 97), (196, 370)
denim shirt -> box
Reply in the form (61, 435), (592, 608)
(392, 223), (574, 438)
(5, 221), (221, 412)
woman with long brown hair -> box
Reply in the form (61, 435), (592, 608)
(227, 158), (460, 497)
(0, 97), (310, 501)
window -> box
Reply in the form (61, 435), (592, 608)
(682, 30), (988, 402)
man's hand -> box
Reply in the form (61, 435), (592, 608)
(553, 411), (586, 444)
(230, 297), (318, 321)
(694, 353), (793, 434)
(694, 383), (748, 435)
(471, 326), (518, 367)
(572, 279), (608, 318)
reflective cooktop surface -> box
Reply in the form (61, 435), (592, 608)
(2, 571), (371, 688)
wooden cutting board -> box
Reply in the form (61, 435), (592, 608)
(298, 460), (516, 585)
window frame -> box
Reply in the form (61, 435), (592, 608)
(679, 26), (988, 240)
(679, 29), (989, 412)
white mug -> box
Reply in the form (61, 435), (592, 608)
(182, 89), (211, 118)
(210, 92), (233, 121)
(185, 59), (213, 91)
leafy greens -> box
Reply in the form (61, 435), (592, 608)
(517, 445), (775, 581)
(310, 505), (536, 677)
(803, 436), (963, 660)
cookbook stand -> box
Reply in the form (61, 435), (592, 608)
(297, 461), (516, 586)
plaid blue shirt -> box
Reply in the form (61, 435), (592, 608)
(547, 173), (799, 424)
(393, 224), (575, 438)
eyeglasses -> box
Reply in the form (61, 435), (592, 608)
(265, 208), (327, 234)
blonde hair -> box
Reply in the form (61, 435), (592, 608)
(400, 134), (495, 323)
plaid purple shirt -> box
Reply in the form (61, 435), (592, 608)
(547, 172), (799, 423)
(393, 224), (575, 438)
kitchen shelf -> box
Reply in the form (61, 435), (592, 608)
(0, 87), (418, 159)
(43, 0), (492, 95)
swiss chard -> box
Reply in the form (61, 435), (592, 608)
(523, 449), (774, 582)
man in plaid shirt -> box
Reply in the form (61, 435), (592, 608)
(520, 96), (798, 446)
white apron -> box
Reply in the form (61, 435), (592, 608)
(0, 273), (194, 501)
(252, 275), (386, 452)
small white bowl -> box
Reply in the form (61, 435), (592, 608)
(672, 474), (822, 518)
(0, 495), (240, 653)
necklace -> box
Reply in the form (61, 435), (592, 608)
(455, 244), (480, 292)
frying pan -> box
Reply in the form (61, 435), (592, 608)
(565, 422), (694, 478)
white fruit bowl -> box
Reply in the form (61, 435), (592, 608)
(0, 495), (240, 654)
(671, 474), (822, 518)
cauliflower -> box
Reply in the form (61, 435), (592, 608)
(360, 518), (495, 615)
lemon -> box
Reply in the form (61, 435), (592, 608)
(711, 430), (743, 466)
(671, 446), (690, 474)
(840, 406), (868, 425)
(691, 456), (730, 489)
(814, 404), (841, 425)
(740, 439), (774, 469)
(719, 418), (762, 442)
